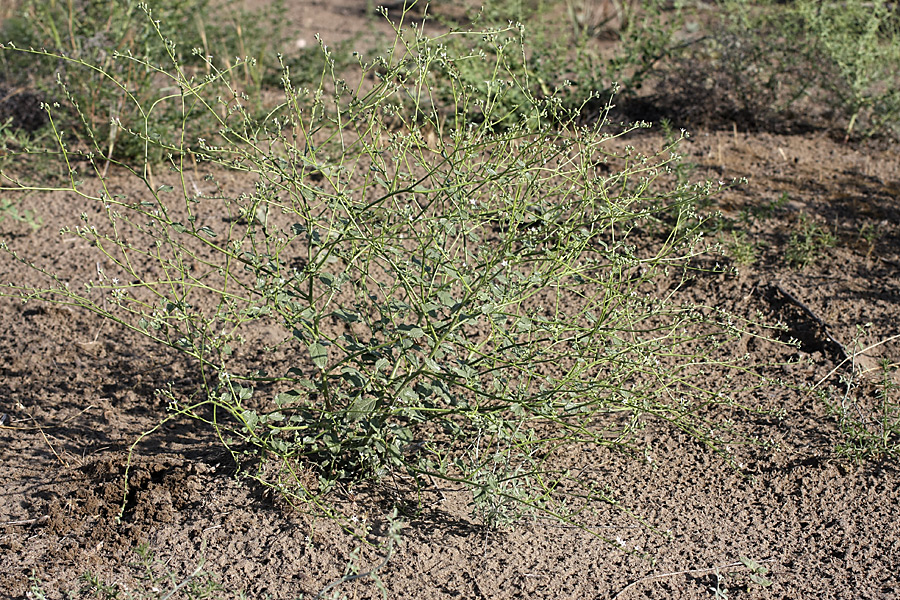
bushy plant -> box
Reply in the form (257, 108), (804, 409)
(700, 0), (812, 122)
(820, 358), (900, 460)
(666, 0), (900, 136)
(427, 0), (692, 127)
(1, 4), (757, 527)
(786, 212), (835, 269)
(797, 0), (900, 137)
(0, 0), (285, 159)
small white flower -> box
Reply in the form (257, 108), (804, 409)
(616, 536), (626, 547)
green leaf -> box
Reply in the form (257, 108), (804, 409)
(269, 439), (291, 454)
(245, 305), (271, 317)
(198, 225), (217, 238)
(172, 222), (188, 234)
(347, 395), (376, 421)
(241, 409), (259, 430)
(398, 324), (425, 338)
(264, 411), (285, 423)
(341, 367), (366, 388)
(437, 290), (456, 307)
(450, 363), (477, 381)
(274, 390), (305, 406)
(157, 184), (174, 193)
(740, 557), (771, 586)
(290, 378), (318, 391)
(415, 380), (435, 396)
(323, 432), (341, 453)
(331, 309), (360, 323)
(739, 557), (766, 573)
(309, 342), (328, 370)
(397, 387), (419, 403)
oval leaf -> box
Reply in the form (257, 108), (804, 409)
(309, 342), (328, 370)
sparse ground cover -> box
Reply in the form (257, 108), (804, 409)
(1, 1), (898, 599)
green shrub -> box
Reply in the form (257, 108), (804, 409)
(0, 0), (286, 159)
(669, 0), (900, 137)
(820, 357), (900, 460)
(426, 0), (691, 127)
(1, 4), (758, 528)
(786, 212), (835, 269)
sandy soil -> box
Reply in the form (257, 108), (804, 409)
(2, 2), (899, 599)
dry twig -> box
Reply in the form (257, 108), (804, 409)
(612, 558), (776, 599)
